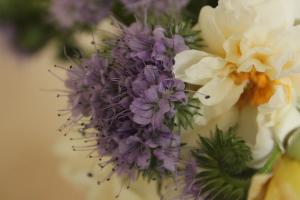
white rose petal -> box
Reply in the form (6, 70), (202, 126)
(195, 77), (243, 106)
(199, 6), (226, 56)
(173, 50), (209, 83)
(185, 56), (226, 85)
(195, 78), (245, 124)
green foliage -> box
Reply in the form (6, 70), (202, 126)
(111, 0), (135, 25)
(165, 19), (204, 50)
(192, 128), (255, 200)
(171, 97), (202, 132)
(0, 0), (58, 53)
(0, 0), (80, 57)
(146, 15), (204, 50)
(259, 144), (282, 174)
(179, 23), (203, 50)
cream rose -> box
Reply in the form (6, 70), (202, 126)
(197, 0), (298, 56)
(174, 0), (300, 167)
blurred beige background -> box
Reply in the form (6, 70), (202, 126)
(0, 37), (85, 200)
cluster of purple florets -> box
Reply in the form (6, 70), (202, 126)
(51, 0), (112, 28)
(66, 22), (188, 178)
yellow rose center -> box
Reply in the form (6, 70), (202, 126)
(230, 70), (275, 108)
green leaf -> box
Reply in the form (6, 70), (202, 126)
(192, 127), (255, 200)
(172, 97), (202, 131)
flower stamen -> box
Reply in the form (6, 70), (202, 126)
(230, 69), (275, 108)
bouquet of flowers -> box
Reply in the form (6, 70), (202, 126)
(55, 0), (300, 199)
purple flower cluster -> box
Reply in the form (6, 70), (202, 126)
(121, 0), (189, 15)
(66, 22), (188, 178)
(51, 0), (112, 28)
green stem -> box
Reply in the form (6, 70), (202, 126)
(156, 180), (163, 198)
(259, 145), (282, 174)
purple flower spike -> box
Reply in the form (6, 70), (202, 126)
(65, 22), (188, 180)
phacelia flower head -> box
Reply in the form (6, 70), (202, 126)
(51, 0), (113, 28)
(64, 21), (188, 180)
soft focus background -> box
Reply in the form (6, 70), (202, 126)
(0, 36), (85, 199)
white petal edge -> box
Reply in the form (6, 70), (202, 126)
(173, 50), (209, 84)
(199, 6), (226, 56)
(184, 56), (226, 85)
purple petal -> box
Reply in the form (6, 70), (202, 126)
(144, 86), (159, 102)
(133, 114), (152, 125)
